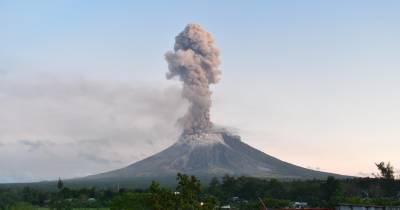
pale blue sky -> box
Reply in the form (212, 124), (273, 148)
(0, 1), (399, 182)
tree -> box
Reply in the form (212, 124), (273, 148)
(221, 175), (237, 199)
(201, 195), (219, 210)
(374, 162), (397, 196)
(176, 173), (202, 209)
(110, 192), (151, 210)
(208, 177), (221, 196)
(374, 162), (395, 180)
(320, 176), (343, 207)
(266, 179), (286, 199)
(50, 177), (73, 210)
(148, 181), (176, 210)
(57, 177), (64, 190)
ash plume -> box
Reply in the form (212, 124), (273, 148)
(165, 24), (221, 135)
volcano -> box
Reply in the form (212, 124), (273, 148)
(75, 24), (344, 186)
(82, 129), (342, 183)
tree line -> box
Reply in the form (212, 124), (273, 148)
(0, 162), (399, 210)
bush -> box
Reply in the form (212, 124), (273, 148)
(10, 202), (36, 210)
(110, 192), (151, 210)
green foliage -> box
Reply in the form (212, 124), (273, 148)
(200, 195), (219, 210)
(267, 178), (286, 199)
(320, 176), (343, 207)
(262, 197), (291, 208)
(148, 181), (176, 210)
(10, 202), (36, 210)
(150, 174), (209, 210)
(287, 180), (321, 206)
(57, 178), (64, 191)
(110, 174), (216, 210)
(343, 197), (400, 206)
(176, 173), (202, 209)
(49, 199), (73, 210)
(235, 200), (261, 210)
(0, 189), (20, 209)
(109, 192), (151, 210)
(1, 171), (400, 209)
(207, 177), (222, 198)
(216, 175), (288, 201)
(375, 162), (395, 180)
(372, 162), (398, 196)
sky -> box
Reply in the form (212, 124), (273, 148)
(0, 0), (399, 182)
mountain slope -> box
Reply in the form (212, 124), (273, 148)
(82, 131), (342, 181)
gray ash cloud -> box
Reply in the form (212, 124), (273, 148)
(165, 24), (221, 135)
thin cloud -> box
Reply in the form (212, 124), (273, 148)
(18, 139), (53, 152)
(0, 76), (188, 182)
(78, 151), (122, 165)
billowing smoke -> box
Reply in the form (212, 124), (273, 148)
(165, 24), (221, 135)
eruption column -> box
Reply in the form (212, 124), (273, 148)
(165, 24), (221, 135)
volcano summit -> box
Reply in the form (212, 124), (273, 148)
(80, 24), (343, 184)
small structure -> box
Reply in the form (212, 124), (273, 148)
(336, 204), (400, 210)
(87, 198), (96, 202)
(231, 196), (240, 202)
(293, 202), (308, 208)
